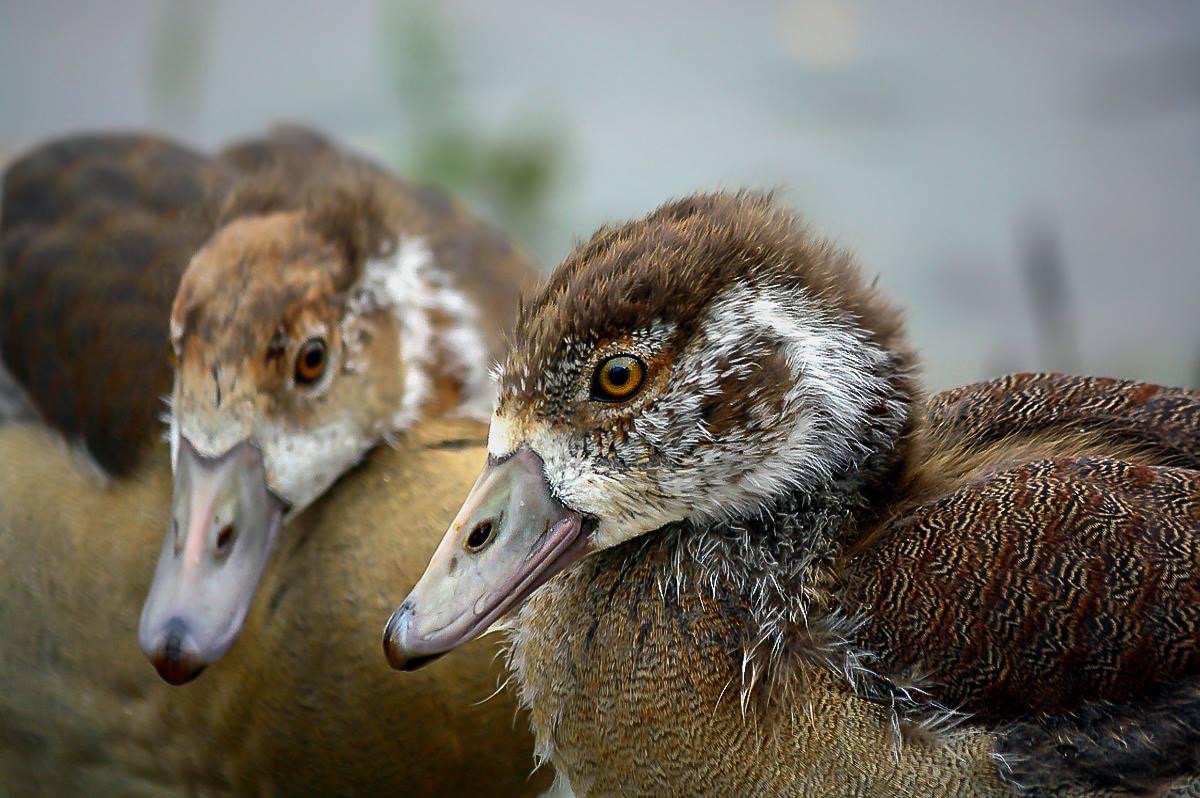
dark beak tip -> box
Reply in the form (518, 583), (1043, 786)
(382, 635), (446, 673)
(382, 602), (446, 672)
(399, 652), (447, 672)
(147, 619), (207, 685)
(151, 652), (207, 685)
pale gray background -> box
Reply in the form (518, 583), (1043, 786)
(2, 0), (1197, 389)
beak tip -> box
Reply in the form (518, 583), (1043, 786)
(152, 658), (207, 686)
(396, 652), (447, 672)
(145, 618), (208, 686)
(383, 601), (446, 672)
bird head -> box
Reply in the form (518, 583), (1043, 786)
(385, 191), (913, 670)
(141, 166), (492, 683)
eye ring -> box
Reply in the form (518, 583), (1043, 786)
(294, 337), (329, 385)
(591, 355), (647, 402)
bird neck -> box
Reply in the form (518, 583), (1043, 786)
(504, 418), (939, 781)
(661, 389), (921, 705)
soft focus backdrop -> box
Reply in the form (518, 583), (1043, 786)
(2, 0), (1197, 390)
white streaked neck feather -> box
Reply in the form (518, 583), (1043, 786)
(357, 237), (495, 430)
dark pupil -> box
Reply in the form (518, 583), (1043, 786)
(606, 364), (630, 387)
(304, 347), (323, 368)
(467, 521), (493, 549)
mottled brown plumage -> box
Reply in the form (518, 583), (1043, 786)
(849, 373), (1200, 793)
(925, 372), (1200, 467)
(0, 134), (230, 474)
(1, 126), (535, 479)
(389, 191), (1200, 795)
(849, 452), (1200, 718)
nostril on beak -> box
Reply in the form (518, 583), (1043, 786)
(464, 520), (495, 552)
(215, 523), (236, 555)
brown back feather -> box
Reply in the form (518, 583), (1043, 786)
(849, 454), (1200, 720)
(926, 372), (1200, 468)
(0, 134), (231, 474)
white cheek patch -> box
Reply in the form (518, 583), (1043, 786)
(257, 412), (373, 515)
(169, 363), (369, 513)
(674, 282), (896, 523)
(357, 237), (496, 432)
(170, 389), (374, 515)
(521, 420), (686, 550)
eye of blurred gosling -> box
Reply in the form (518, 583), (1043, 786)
(591, 355), (646, 402)
(294, 338), (328, 385)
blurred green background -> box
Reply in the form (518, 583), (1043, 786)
(1, 0), (1198, 390)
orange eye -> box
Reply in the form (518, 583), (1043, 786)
(591, 355), (646, 402)
(294, 338), (328, 385)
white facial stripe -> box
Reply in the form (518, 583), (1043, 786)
(166, 400), (180, 472)
(419, 266), (494, 421)
(357, 237), (496, 431)
(707, 282), (894, 504)
(168, 317), (184, 353)
(351, 238), (432, 431)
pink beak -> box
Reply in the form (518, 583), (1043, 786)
(384, 446), (591, 671)
(139, 437), (286, 684)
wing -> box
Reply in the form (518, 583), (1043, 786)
(846, 455), (1200, 791)
(0, 134), (232, 475)
(926, 372), (1200, 467)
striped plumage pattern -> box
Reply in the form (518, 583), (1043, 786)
(926, 372), (1200, 466)
(850, 455), (1200, 717)
(846, 373), (1200, 792)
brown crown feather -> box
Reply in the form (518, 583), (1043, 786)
(214, 132), (400, 293)
(502, 190), (915, 411)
